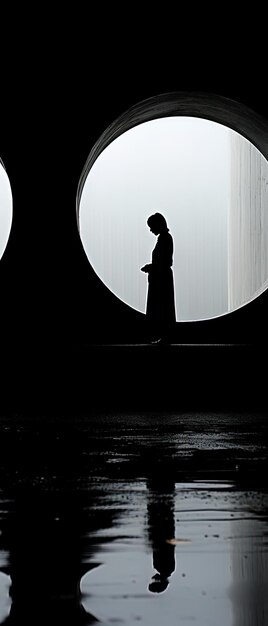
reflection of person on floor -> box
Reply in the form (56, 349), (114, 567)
(147, 477), (176, 593)
(141, 212), (176, 344)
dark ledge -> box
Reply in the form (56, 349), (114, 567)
(1, 342), (264, 415)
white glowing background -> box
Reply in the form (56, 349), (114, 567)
(0, 162), (12, 260)
(79, 117), (268, 321)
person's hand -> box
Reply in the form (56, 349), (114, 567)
(141, 264), (151, 273)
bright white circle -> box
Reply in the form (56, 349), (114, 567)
(79, 116), (268, 321)
(0, 161), (13, 260)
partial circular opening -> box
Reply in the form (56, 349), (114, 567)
(0, 158), (13, 261)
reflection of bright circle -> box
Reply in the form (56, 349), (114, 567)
(0, 572), (12, 623)
(80, 551), (161, 623)
(78, 103), (268, 322)
(0, 161), (13, 261)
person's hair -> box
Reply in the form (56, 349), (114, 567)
(148, 578), (169, 593)
(147, 212), (169, 232)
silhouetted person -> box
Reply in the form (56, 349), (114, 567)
(147, 476), (176, 594)
(141, 213), (176, 344)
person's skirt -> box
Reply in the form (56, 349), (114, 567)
(146, 267), (176, 334)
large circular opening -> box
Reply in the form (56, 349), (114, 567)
(77, 92), (268, 322)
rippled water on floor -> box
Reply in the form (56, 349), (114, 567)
(80, 479), (268, 626)
(0, 411), (267, 625)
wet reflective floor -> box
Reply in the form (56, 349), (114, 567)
(0, 411), (268, 625)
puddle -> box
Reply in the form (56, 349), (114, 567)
(80, 480), (268, 626)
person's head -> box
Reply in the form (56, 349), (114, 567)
(147, 213), (169, 235)
(148, 576), (169, 593)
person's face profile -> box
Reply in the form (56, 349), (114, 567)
(148, 223), (158, 236)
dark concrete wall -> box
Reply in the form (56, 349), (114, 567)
(0, 23), (268, 414)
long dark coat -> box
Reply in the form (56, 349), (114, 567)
(146, 230), (176, 335)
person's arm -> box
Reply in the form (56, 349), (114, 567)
(152, 234), (173, 268)
(141, 264), (152, 273)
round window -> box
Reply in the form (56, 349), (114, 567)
(0, 159), (12, 261)
(77, 93), (268, 321)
